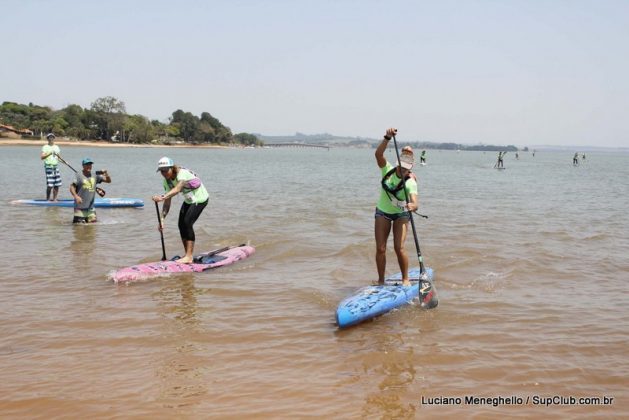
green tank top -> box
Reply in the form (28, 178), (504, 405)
(42, 144), (60, 166)
(163, 167), (209, 204)
(376, 162), (418, 214)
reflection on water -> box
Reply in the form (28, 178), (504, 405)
(154, 276), (208, 409)
(70, 223), (97, 258)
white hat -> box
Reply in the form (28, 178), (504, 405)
(397, 152), (414, 170)
(156, 156), (174, 171)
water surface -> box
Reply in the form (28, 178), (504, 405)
(1, 145), (627, 418)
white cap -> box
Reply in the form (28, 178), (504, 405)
(397, 152), (414, 170)
(156, 156), (174, 171)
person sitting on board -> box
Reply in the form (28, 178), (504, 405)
(374, 128), (419, 287)
(70, 158), (111, 223)
(40, 133), (63, 201)
(152, 157), (209, 264)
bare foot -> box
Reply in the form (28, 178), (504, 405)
(402, 280), (411, 287)
(175, 257), (193, 264)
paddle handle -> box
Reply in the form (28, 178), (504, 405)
(155, 202), (167, 261)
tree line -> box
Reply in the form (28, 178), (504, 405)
(0, 97), (262, 146)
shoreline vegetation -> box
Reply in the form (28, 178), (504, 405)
(0, 97), (262, 148)
(0, 136), (229, 149)
(1, 97), (521, 151)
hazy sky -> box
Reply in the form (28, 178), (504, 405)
(3, 0), (628, 147)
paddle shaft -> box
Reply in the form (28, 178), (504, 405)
(155, 202), (167, 261)
(391, 135), (426, 275)
(201, 243), (246, 258)
(56, 155), (78, 173)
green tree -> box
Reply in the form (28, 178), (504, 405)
(234, 132), (261, 146)
(170, 109), (199, 142)
(90, 96), (126, 140)
(124, 114), (155, 143)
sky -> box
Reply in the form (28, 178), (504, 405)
(2, 0), (628, 147)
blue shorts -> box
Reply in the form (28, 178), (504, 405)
(375, 207), (410, 222)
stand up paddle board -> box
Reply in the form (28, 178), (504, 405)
(110, 244), (255, 283)
(336, 267), (437, 328)
(11, 198), (144, 208)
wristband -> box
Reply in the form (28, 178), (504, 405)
(384, 136), (391, 141)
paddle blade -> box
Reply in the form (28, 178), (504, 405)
(419, 278), (438, 309)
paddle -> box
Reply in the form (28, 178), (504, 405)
(57, 155), (106, 197)
(391, 134), (438, 308)
(193, 243), (247, 263)
(155, 202), (167, 261)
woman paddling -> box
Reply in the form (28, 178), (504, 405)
(374, 128), (418, 286)
(152, 157), (209, 263)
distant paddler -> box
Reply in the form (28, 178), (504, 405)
(495, 151), (506, 168)
(573, 152), (579, 166)
(420, 150), (427, 165)
(374, 128), (419, 286)
(40, 133), (62, 201)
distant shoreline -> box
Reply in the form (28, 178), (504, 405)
(0, 138), (228, 149)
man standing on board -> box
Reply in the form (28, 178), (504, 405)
(496, 151), (505, 168)
(40, 133), (62, 201)
(70, 158), (111, 223)
(374, 128), (418, 286)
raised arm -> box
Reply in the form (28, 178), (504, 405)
(375, 128), (397, 168)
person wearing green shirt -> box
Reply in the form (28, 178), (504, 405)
(40, 133), (62, 201)
(374, 128), (418, 286)
(152, 157), (209, 263)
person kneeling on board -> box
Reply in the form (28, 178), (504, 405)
(70, 158), (111, 223)
(152, 157), (209, 264)
(374, 128), (418, 286)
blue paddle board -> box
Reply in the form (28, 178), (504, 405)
(336, 267), (437, 328)
(11, 198), (144, 208)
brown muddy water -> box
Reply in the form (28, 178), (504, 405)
(1, 145), (627, 418)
